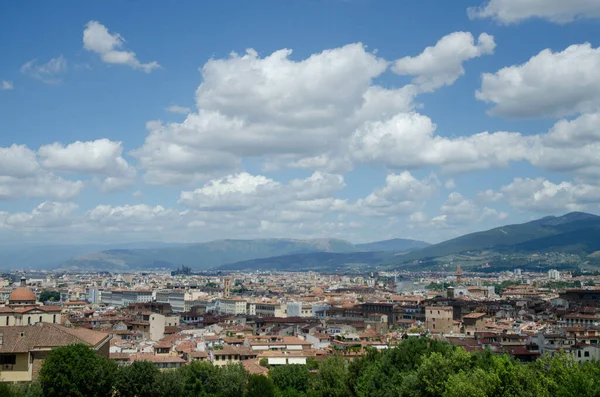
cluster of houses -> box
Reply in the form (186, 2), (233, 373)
(1, 272), (600, 384)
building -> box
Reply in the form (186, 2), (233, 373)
(287, 302), (312, 317)
(0, 323), (111, 382)
(155, 290), (185, 313)
(548, 269), (560, 280)
(7, 278), (36, 307)
(101, 290), (152, 308)
(255, 303), (287, 318)
(217, 298), (247, 316)
(87, 288), (100, 304)
(0, 306), (62, 327)
(425, 306), (454, 334)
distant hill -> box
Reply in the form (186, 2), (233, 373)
(0, 242), (182, 271)
(396, 212), (600, 263)
(218, 251), (393, 271)
(59, 237), (429, 271)
(356, 238), (429, 252)
(63, 238), (360, 271)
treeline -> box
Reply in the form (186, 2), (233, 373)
(2, 338), (600, 397)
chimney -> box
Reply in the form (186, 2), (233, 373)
(20, 277), (26, 287)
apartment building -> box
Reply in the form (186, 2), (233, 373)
(101, 290), (152, 308)
(425, 306), (454, 334)
(217, 298), (247, 315)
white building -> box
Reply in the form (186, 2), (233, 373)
(217, 298), (247, 315)
(548, 269), (560, 280)
(155, 290), (186, 312)
(101, 289), (152, 308)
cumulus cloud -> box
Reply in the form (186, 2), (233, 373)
(83, 21), (160, 72)
(393, 32), (495, 92)
(500, 178), (600, 213)
(477, 43), (600, 119)
(0, 202), (79, 231)
(179, 171), (345, 212)
(435, 192), (507, 226)
(349, 112), (534, 172)
(0, 139), (136, 199)
(38, 139), (136, 190)
(38, 139), (135, 177)
(476, 189), (503, 203)
(20, 56), (67, 84)
(468, 0), (600, 24)
(355, 171), (438, 216)
(0, 145), (83, 200)
(166, 105), (191, 114)
(133, 44), (412, 184)
(1, 80), (13, 90)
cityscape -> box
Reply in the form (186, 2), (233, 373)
(2, 0), (600, 396)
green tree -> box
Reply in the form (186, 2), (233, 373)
(114, 361), (160, 397)
(154, 368), (185, 397)
(314, 356), (351, 397)
(246, 374), (276, 397)
(270, 364), (312, 394)
(214, 363), (248, 397)
(38, 344), (117, 397)
(180, 360), (220, 396)
(39, 290), (61, 302)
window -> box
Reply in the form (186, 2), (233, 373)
(53, 315), (56, 324)
(39, 316), (43, 323)
(5, 317), (8, 326)
(585, 351), (590, 357)
(28, 317), (31, 325)
(0, 355), (16, 365)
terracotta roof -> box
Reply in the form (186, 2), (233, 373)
(0, 323), (110, 353)
(9, 287), (36, 302)
(243, 360), (269, 375)
(131, 353), (187, 363)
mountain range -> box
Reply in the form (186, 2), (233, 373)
(2, 212), (599, 272)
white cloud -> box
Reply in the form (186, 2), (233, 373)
(393, 32), (495, 92)
(0, 175), (83, 200)
(1, 80), (13, 90)
(349, 112), (534, 172)
(436, 192), (507, 226)
(0, 202), (79, 231)
(0, 144), (41, 178)
(38, 139), (135, 178)
(468, 0), (600, 24)
(0, 144), (83, 200)
(133, 44), (410, 184)
(179, 171), (345, 212)
(83, 21), (160, 72)
(500, 178), (600, 213)
(444, 179), (456, 189)
(355, 171), (438, 216)
(20, 56), (67, 84)
(166, 105), (191, 114)
(476, 189), (503, 203)
(179, 173), (280, 211)
(477, 43), (600, 118)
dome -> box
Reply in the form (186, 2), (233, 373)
(9, 287), (36, 302)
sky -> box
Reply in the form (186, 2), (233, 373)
(1, 0), (600, 245)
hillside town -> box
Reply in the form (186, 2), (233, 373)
(1, 266), (600, 382)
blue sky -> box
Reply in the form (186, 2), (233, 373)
(1, 0), (600, 245)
